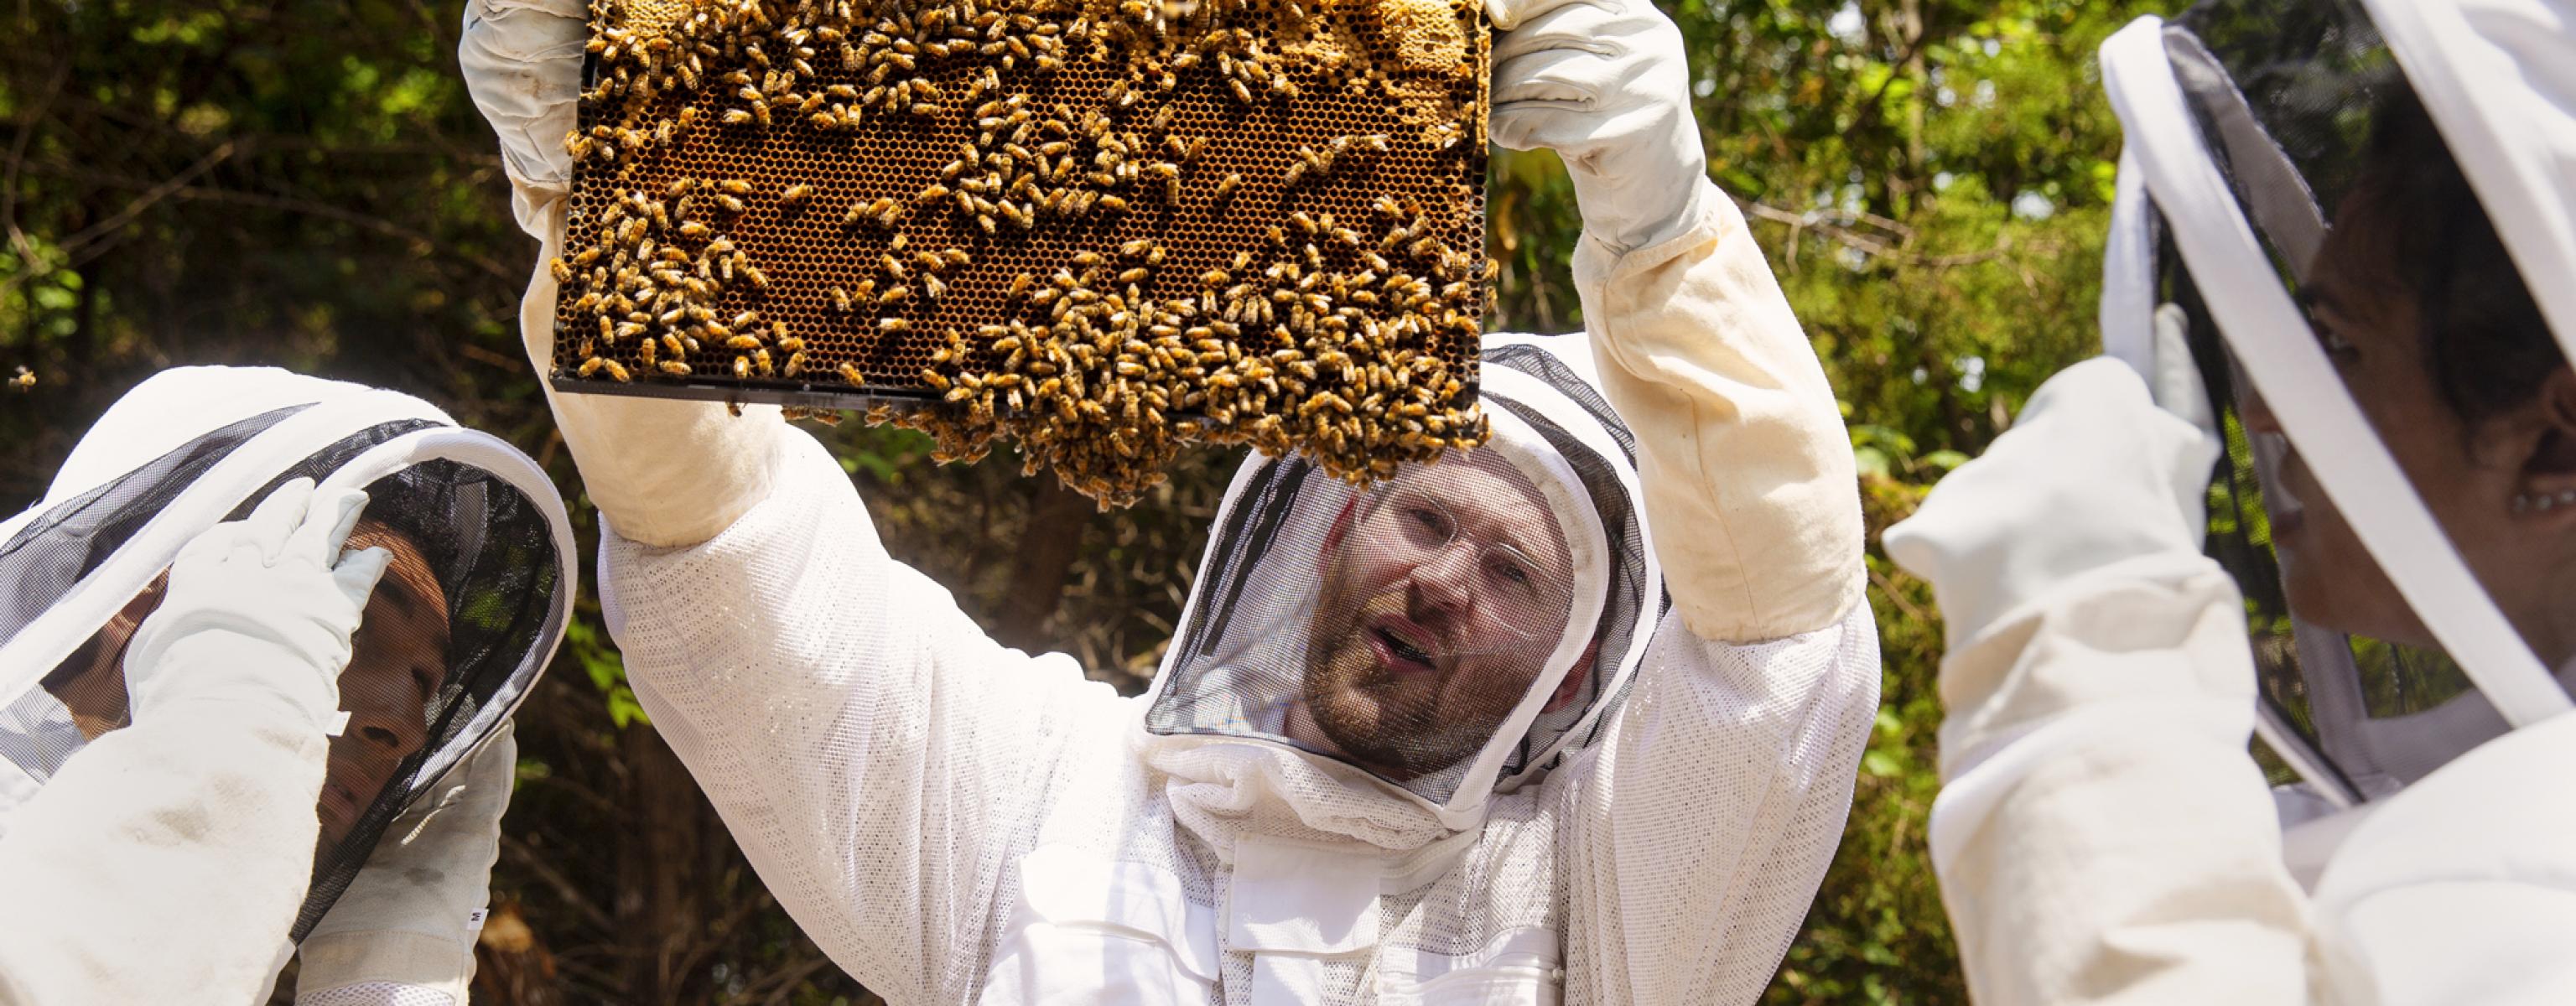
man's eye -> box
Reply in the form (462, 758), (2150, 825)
(2316, 322), (2359, 360)
(1405, 506), (1446, 535)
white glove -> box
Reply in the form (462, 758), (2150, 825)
(1883, 353), (2221, 648)
(1487, 0), (1716, 256)
(458, 0), (585, 239)
(296, 723), (517, 1004)
(460, 0), (790, 549)
(125, 478), (392, 732)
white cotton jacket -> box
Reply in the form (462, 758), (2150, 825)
(569, 180), (1879, 1003)
(0, 367), (567, 1006)
(1893, 362), (2576, 1006)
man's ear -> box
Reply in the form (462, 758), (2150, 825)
(1540, 637), (1601, 714)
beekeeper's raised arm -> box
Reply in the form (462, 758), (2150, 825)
(461, 3), (1110, 999)
(1484, 0), (1877, 998)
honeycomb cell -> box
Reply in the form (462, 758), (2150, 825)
(555, 0), (1491, 506)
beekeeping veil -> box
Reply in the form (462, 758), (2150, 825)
(2096, 0), (2576, 817)
(1140, 334), (1659, 832)
(0, 366), (574, 939)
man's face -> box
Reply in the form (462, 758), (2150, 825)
(1296, 454), (1579, 780)
(319, 524), (450, 850)
(2251, 186), (2551, 659)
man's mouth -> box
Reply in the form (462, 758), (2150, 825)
(1368, 618), (1439, 674)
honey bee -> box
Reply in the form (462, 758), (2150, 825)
(744, 264), (770, 288)
(658, 360), (693, 376)
(839, 362), (868, 385)
(941, 248), (970, 267)
(881, 284), (910, 304)
(923, 275), (947, 300)
(879, 317), (911, 332)
(831, 286), (854, 312)
(1117, 267), (1150, 283)
(1098, 194), (1129, 212)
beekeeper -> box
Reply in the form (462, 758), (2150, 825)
(1883, 0), (2576, 1001)
(466, 0), (1877, 996)
(0, 367), (576, 1005)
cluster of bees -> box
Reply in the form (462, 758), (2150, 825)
(557, 0), (1491, 506)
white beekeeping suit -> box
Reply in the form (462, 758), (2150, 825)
(0, 367), (577, 1004)
(464, 0), (1877, 998)
(1885, 1), (2576, 1002)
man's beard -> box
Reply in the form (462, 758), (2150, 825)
(1300, 591), (1524, 780)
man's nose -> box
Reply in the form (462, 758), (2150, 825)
(1407, 542), (1476, 625)
(341, 705), (426, 759)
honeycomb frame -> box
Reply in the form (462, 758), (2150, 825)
(551, 0), (1493, 503)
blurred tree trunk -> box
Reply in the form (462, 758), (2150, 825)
(472, 900), (564, 1006)
(615, 724), (705, 1002)
(994, 478), (1091, 651)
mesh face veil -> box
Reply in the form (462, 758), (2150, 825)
(0, 367), (574, 939)
(1143, 334), (1658, 825)
(2096, 0), (2576, 810)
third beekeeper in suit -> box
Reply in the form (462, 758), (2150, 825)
(1886, 0), (2576, 1001)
